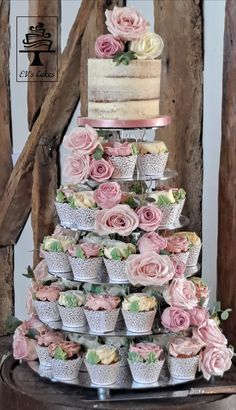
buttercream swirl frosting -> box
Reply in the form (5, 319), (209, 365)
(122, 293), (157, 312)
(37, 331), (64, 347)
(103, 239), (136, 260)
(84, 294), (121, 311)
(176, 231), (201, 246)
(86, 346), (119, 365)
(169, 337), (202, 358)
(34, 285), (61, 302)
(49, 341), (81, 359)
(166, 234), (190, 253)
(129, 342), (163, 360)
(71, 191), (97, 209)
(43, 236), (76, 252)
(148, 189), (176, 204)
(58, 290), (86, 307)
(139, 141), (168, 155)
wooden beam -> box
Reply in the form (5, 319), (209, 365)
(154, 0), (203, 235)
(0, 0), (95, 247)
(217, 0), (236, 346)
(27, 0), (61, 266)
(80, 0), (125, 116)
(0, 0), (13, 335)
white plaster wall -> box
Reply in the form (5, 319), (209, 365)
(10, 0), (225, 318)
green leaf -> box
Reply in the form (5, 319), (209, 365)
(173, 188), (186, 203)
(93, 147), (104, 160)
(68, 196), (76, 209)
(221, 309), (232, 321)
(130, 181), (147, 195)
(5, 316), (22, 334)
(147, 352), (157, 364)
(199, 296), (206, 307)
(56, 190), (66, 203)
(64, 294), (78, 308)
(22, 265), (35, 279)
(124, 196), (140, 209)
(50, 241), (63, 252)
(146, 197), (156, 203)
(90, 284), (103, 295)
(130, 300), (139, 313)
(113, 51), (137, 66)
(26, 328), (40, 340)
(156, 195), (172, 206)
(54, 346), (67, 360)
(128, 351), (143, 363)
(110, 248), (122, 261)
(76, 248), (85, 259)
(86, 351), (100, 365)
(131, 143), (138, 156)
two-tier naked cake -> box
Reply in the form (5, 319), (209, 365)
(88, 59), (161, 120)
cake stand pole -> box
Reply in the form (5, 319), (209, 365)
(97, 387), (111, 400)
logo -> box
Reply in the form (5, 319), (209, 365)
(16, 16), (58, 82)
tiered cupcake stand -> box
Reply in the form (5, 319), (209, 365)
(28, 116), (201, 400)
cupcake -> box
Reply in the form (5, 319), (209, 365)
(58, 290), (87, 328)
(168, 336), (202, 380)
(175, 232), (202, 267)
(49, 341), (82, 381)
(148, 188), (186, 226)
(36, 331), (64, 367)
(103, 141), (138, 180)
(138, 141), (169, 177)
(54, 185), (81, 228)
(103, 240), (136, 283)
(68, 242), (103, 281)
(166, 233), (190, 265)
(190, 277), (209, 307)
(68, 335), (101, 372)
(42, 235), (75, 276)
(85, 345), (120, 386)
(172, 188), (186, 220)
(69, 191), (98, 230)
(128, 342), (165, 384)
(105, 337), (129, 367)
(33, 284), (61, 323)
(122, 293), (157, 333)
(83, 294), (121, 333)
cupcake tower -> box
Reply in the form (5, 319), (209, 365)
(14, 5), (232, 396)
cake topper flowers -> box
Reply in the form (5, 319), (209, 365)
(94, 6), (164, 65)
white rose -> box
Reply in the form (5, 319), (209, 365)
(131, 32), (164, 60)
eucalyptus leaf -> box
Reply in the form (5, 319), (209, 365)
(93, 147), (104, 160)
(56, 190), (66, 203)
(26, 328), (40, 340)
(221, 310), (229, 320)
(5, 316), (22, 334)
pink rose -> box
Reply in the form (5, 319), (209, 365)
(33, 259), (49, 283)
(95, 34), (124, 58)
(103, 141), (132, 157)
(34, 285), (61, 302)
(169, 336), (202, 358)
(166, 234), (190, 253)
(161, 307), (190, 332)
(137, 232), (167, 254)
(63, 152), (90, 184)
(89, 158), (114, 182)
(94, 182), (122, 209)
(170, 255), (186, 277)
(126, 251), (175, 286)
(26, 285), (36, 315)
(163, 277), (198, 310)
(198, 346), (233, 380)
(79, 242), (101, 258)
(136, 205), (163, 232)
(63, 125), (99, 155)
(189, 306), (209, 327)
(95, 204), (139, 236)
(129, 342), (163, 360)
(192, 319), (228, 347)
(105, 6), (148, 41)
(13, 328), (38, 361)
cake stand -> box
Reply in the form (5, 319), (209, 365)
(29, 117), (201, 400)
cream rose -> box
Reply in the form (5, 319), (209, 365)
(131, 32), (164, 59)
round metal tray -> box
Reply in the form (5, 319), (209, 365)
(27, 360), (201, 394)
(43, 320), (168, 337)
(86, 168), (178, 184)
(77, 116), (171, 130)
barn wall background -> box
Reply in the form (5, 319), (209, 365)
(10, 0), (225, 319)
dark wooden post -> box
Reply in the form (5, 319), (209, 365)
(153, 0), (203, 235)
(217, 0), (236, 346)
(0, 0), (14, 334)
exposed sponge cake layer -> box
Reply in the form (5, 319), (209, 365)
(88, 100), (160, 120)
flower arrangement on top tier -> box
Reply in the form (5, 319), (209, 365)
(94, 6), (164, 65)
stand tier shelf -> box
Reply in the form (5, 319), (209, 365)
(77, 116), (171, 130)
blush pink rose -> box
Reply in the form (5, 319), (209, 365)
(136, 205), (163, 232)
(103, 141), (132, 157)
(95, 34), (124, 58)
(163, 277), (198, 310)
(129, 342), (163, 360)
(105, 6), (148, 41)
(33, 259), (49, 283)
(137, 232), (167, 254)
(13, 328), (38, 361)
(161, 307), (190, 332)
(63, 125), (99, 155)
(94, 182), (122, 209)
(89, 158), (114, 182)
(126, 251), (175, 286)
(170, 255), (186, 277)
(192, 319), (228, 347)
(166, 234), (190, 253)
(198, 346), (233, 380)
(63, 152), (90, 184)
(189, 306), (209, 327)
(95, 204), (139, 236)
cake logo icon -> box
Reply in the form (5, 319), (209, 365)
(16, 16), (58, 82)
